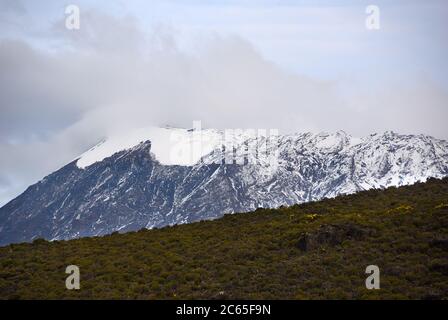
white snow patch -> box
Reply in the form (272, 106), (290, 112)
(315, 134), (340, 149)
(76, 127), (223, 168)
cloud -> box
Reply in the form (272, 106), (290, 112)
(0, 0), (26, 14)
(0, 8), (447, 206)
(1, 10), (349, 136)
(345, 78), (448, 139)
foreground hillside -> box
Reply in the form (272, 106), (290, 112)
(1, 178), (447, 299)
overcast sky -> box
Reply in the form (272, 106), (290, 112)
(0, 0), (447, 206)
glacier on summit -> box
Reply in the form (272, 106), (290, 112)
(0, 128), (447, 245)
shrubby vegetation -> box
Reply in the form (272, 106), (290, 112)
(0, 178), (447, 299)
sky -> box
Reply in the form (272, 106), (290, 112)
(0, 0), (447, 206)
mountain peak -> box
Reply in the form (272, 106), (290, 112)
(1, 129), (447, 246)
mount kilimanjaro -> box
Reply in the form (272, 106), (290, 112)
(1, 127), (447, 246)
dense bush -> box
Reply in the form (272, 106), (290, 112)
(0, 178), (447, 299)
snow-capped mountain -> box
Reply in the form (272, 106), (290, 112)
(1, 127), (447, 246)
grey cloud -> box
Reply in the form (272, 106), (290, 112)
(0, 40), (85, 140)
(345, 79), (448, 139)
(1, 11), (348, 136)
(0, 0), (26, 14)
(0, 0), (28, 38)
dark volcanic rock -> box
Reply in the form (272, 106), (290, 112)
(1, 130), (447, 246)
(429, 263), (448, 275)
(297, 223), (375, 251)
(429, 239), (448, 251)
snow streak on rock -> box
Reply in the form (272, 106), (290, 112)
(0, 129), (447, 245)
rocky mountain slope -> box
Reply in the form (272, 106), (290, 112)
(0, 128), (447, 245)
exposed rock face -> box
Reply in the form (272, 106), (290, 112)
(1, 130), (448, 246)
(429, 239), (448, 251)
(429, 263), (448, 276)
(297, 223), (375, 251)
